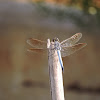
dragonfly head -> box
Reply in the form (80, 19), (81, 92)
(53, 37), (59, 42)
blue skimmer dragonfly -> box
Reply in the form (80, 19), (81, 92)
(27, 33), (87, 71)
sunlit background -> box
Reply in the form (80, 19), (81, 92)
(0, 0), (100, 100)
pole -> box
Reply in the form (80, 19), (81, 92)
(47, 39), (65, 100)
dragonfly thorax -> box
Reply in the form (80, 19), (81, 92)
(52, 37), (61, 50)
(54, 41), (61, 50)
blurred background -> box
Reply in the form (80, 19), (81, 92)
(0, 0), (100, 100)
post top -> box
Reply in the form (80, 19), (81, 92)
(47, 39), (50, 48)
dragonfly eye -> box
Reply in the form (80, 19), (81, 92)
(53, 37), (59, 42)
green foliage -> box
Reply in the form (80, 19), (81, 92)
(32, 2), (100, 29)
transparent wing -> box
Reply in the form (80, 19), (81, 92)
(61, 43), (87, 57)
(60, 33), (82, 47)
(27, 38), (47, 49)
(27, 48), (47, 54)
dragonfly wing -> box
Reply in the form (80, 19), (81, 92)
(60, 33), (82, 47)
(27, 48), (47, 54)
(61, 43), (87, 57)
(27, 38), (47, 49)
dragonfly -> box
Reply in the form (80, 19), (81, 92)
(27, 33), (87, 72)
